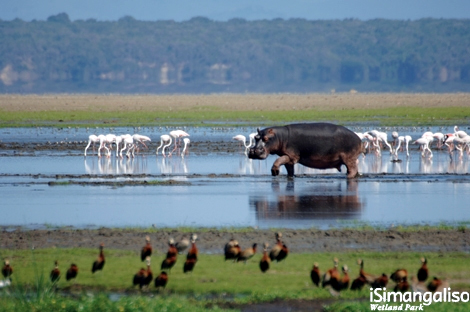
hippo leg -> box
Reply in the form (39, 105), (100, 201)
(284, 164), (295, 177)
(271, 155), (292, 177)
(342, 153), (360, 178)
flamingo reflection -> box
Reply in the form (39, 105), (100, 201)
(84, 157), (149, 175)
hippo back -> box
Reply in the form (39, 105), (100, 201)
(282, 123), (361, 156)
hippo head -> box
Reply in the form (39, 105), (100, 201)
(248, 127), (276, 160)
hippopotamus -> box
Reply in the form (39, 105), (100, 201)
(248, 122), (362, 178)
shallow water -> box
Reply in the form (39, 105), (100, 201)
(1, 126), (470, 229)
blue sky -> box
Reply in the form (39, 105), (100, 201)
(1, 0), (470, 22)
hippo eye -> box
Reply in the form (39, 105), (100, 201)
(262, 136), (269, 143)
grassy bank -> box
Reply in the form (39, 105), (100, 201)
(1, 248), (469, 310)
(1, 93), (469, 128)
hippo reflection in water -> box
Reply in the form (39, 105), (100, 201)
(248, 123), (362, 178)
(250, 180), (362, 221)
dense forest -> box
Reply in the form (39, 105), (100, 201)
(1, 13), (470, 94)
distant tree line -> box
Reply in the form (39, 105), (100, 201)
(1, 13), (470, 93)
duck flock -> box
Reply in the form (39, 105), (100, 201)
(1, 232), (449, 298)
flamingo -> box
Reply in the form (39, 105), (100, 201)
(98, 134), (116, 158)
(161, 136), (173, 158)
(363, 132), (380, 155)
(181, 138), (190, 157)
(169, 130), (190, 156)
(249, 132), (257, 148)
(454, 126), (468, 138)
(443, 133), (455, 153)
(233, 134), (251, 154)
(119, 134), (134, 158)
(133, 134), (151, 154)
(391, 131), (399, 149)
(413, 137), (433, 158)
(432, 132), (445, 149)
(404, 135), (412, 157)
(156, 135), (172, 156)
(84, 134), (101, 157)
(114, 135), (123, 156)
(421, 132), (434, 148)
(367, 130), (393, 154)
(393, 136), (405, 157)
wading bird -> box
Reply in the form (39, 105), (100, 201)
(175, 236), (190, 254)
(92, 243), (105, 273)
(322, 258), (339, 288)
(259, 243), (270, 273)
(390, 268), (408, 287)
(161, 238), (178, 272)
(119, 134), (134, 158)
(394, 277), (410, 292)
(169, 130), (190, 156)
(237, 243), (257, 264)
(310, 262), (321, 287)
(224, 239), (240, 262)
(133, 257), (153, 289)
(50, 260), (60, 283)
(413, 137), (433, 158)
(183, 234), (198, 273)
(141, 236), (152, 261)
(84, 134), (101, 157)
(270, 232), (288, 262)
(330, 265), (350, 294)
(154, 271), (168, 290)
(133, 268), (146, 289)
(427, 276), (448, 292)
(232, 135), (250, 154)
(181, 138), (190, 157)
(417, 257), (428, 282)
(2, 260), (13, 281)
(156, 134), (172, 156)
(66, 264), (78, 281)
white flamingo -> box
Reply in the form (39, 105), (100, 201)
(169, 130), (190, 156)
(97, 134), (116, 158)
(432, 132), (445, 149)
(119, 134), (134, 158)
(454, 126), (468, 138)
(114, 135), (123, 156)
(367, 130), (393, 154)
(404, 135), (412, 157)
(84, 134), (101, 157)
(156, 134), (172, 156)
(161, 137), (173, 157)
(413, 137), (433, 158)
(232, 134), (253, 154)
(133, 134), (151, 149)
(181, 138), (191, 157)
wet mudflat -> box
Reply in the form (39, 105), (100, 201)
(1, 126), (470, 230)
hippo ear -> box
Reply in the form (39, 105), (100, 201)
(257, 127), (261, 134)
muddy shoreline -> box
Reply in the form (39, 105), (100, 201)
(2, 227), (469, 253)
